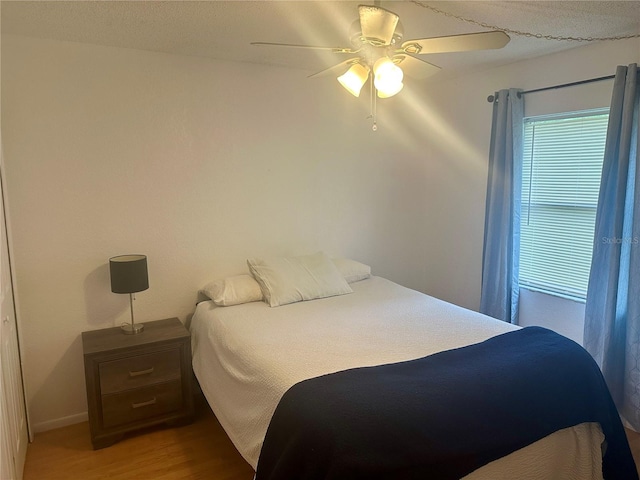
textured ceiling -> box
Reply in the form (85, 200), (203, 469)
(2, 1), (639, 82)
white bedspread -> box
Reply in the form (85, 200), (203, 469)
(190, 276), (604, 478)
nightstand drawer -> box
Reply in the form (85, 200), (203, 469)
(101, 380), (184, 428)
(99, 349), (181, 394)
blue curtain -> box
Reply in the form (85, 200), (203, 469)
(584, 64), (640, 429)
(480, 88), (524, 324)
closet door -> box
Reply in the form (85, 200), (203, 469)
(0, 147), (28, 480)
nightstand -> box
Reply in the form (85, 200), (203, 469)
(82, 317), (194, 449)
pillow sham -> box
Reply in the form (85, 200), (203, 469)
(247, 252), (353, 307)
(200, 274), (264, 306)
(332, 258), (371, 283)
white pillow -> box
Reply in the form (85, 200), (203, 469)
(332, 258), (371, 283)
(247, 252), (353, 307)
(200, 274), (264, 306)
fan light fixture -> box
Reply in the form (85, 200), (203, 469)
(337, 63), (371, 97)
(337, 57), (404, 99)
(373, 57), (404, 98)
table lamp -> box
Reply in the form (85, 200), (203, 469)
(109, 254), (149, 334)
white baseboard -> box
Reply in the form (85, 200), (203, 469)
(32, 411), (88, 433)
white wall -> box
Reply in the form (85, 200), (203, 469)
(2, 32), (639, 431)
(1, 35), (434, 430)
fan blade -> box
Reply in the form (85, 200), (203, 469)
(308, 59), (361, 78)
(358, 5), (399, 46)
(393, 54), (441, 80)
(401, 31), (510, 55)
(251, 42), (357, 54)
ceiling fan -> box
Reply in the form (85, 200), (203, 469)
(251, 4), (510, 100)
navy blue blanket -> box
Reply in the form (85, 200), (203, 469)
(255, 327), (637, 480)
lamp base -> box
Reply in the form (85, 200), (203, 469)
(121, 322), (144, 335)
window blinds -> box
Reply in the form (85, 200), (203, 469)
(520, 110), (609, 300)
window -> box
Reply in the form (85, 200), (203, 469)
(519, 109), (609, 301)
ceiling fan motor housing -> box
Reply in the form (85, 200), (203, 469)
(349, 19), (404, 67)
(349, 19), (404, 48)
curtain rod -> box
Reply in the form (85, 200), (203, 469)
(486, 74), (615, 103)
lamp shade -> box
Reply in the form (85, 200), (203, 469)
(373, 57), (404, 98)
(109, 255), (149, 294)
(337, 63), (370, 97)
(377, 81), (404, 98)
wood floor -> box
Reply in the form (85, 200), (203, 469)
(23, 396), (253, 480)
(22, 396), (640, 479)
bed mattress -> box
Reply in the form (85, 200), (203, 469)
(190, 276), (605, 478)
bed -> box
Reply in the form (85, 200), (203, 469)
(190, 269), (636, 479)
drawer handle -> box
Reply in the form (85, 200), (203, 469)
(131, 397), (157, 409)
(129, 367), (154, 377)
